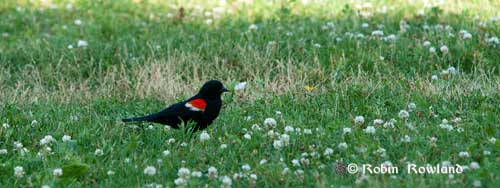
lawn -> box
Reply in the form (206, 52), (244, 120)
(1, 0), (500, 187)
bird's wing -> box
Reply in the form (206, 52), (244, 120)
(157, 98), (206, 122)
(184, 98), (207, 112)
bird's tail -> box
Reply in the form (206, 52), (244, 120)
(121, 116), (152, 123)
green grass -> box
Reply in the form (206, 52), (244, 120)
(1, 0), (500, 187)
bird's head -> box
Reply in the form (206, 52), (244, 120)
(199, 80), (229, 99)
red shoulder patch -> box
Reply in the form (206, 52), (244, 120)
(185, 98), (207, 111)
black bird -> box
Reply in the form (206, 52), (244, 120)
(122, 80), (229, 132)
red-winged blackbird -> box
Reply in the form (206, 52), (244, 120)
(122, 80), (228, 132)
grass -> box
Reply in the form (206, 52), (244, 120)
(1, 0), (500, 187)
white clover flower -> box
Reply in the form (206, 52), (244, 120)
(401, 135), (411, 143)
(77, 40), (88, 48)
(470, 162), (480, 170)
(462, 33), (472, 40)
(191, 171), (202, 177)
(259, 159), (268, 165)
(431, 75), (438, 81)
(180, 142), (188, 147)
(447, 67), (457, 74)
(40, 135), (55, 145)
(303, 129), (312, 134)
(408, 103), (416, 111)
(233, 172), (243, 180)
(144, 166), (157, 176)
(452, 117), (462, 123)
(384, 118), (398, 128)
(94, 149), (104, 156)
(441, 161), (452, 167)
(423, 41), (431, 47)
(264, 118), (277, 127)
(429, 47), (436, 53)
(458, 151), (470, 158)
(174, 178), (187, 187)
(2, 123), (9, 129)
(313, 43), (321, 48)
(243, 133), (252, 140)
(354, 116), (365, 124)
(250, 173), (257, 180)
(205, 19), (213, 25)
(221, 175), (232, 188)
(284, 126), (294, 133)
(489, 137), (497, 144)
(440, 45), (449, 54)
(364, 126), (376, 134)
(162, 150), (171, 156)
(281, 167), (290, 175)
(440, 123), (454, 131)
(295, 169), (305, 177)
(280, 134), (290, 145)
(234, 82), (247, 91)
(0, 149), (7, 154)
(53, 168), (63, 177)
(107, 170), (115, 176)
(241, 164), (251, 171)
(337, 142), (348, 150)
(361, 23), (369, 28)
(459, 30), (467, 35)
(343, 127), (351, 134)
(373, 119), (384, 125)
(292, 159), (300, 167)
(208, 166), (218, 179)
(486, 37), (499, 44)
(442, 119), (449, 124)
(273, 140), (283, 150)
(371, 30), (384, 36)
(13, 141), (23, 149)
(398, 110), (410, 119)
(375, 148), (386, 157)
(324, 148), (334, 156)
(300, 158), (310, 166)
(301, 152), (309, 158)
(483, 150), (491, 155)
(251, 124), (261, 131)
(42, 185), (50, 188)
(14, 166), (24, 178)
(275, 111), (282, 116)
(200, 131), (210, 141)
(382, 161), (393, 167)
(248, 24), (258, 30)
(178, 167), (191, 179)
(74, 19), (82, 25)
(31, 120), (38, 126)
(384, 34), (396, 41)
(62, 135), (72, 142)
(220, 144), (227, 149)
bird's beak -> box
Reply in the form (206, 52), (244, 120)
(221, 87), (229, 92)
